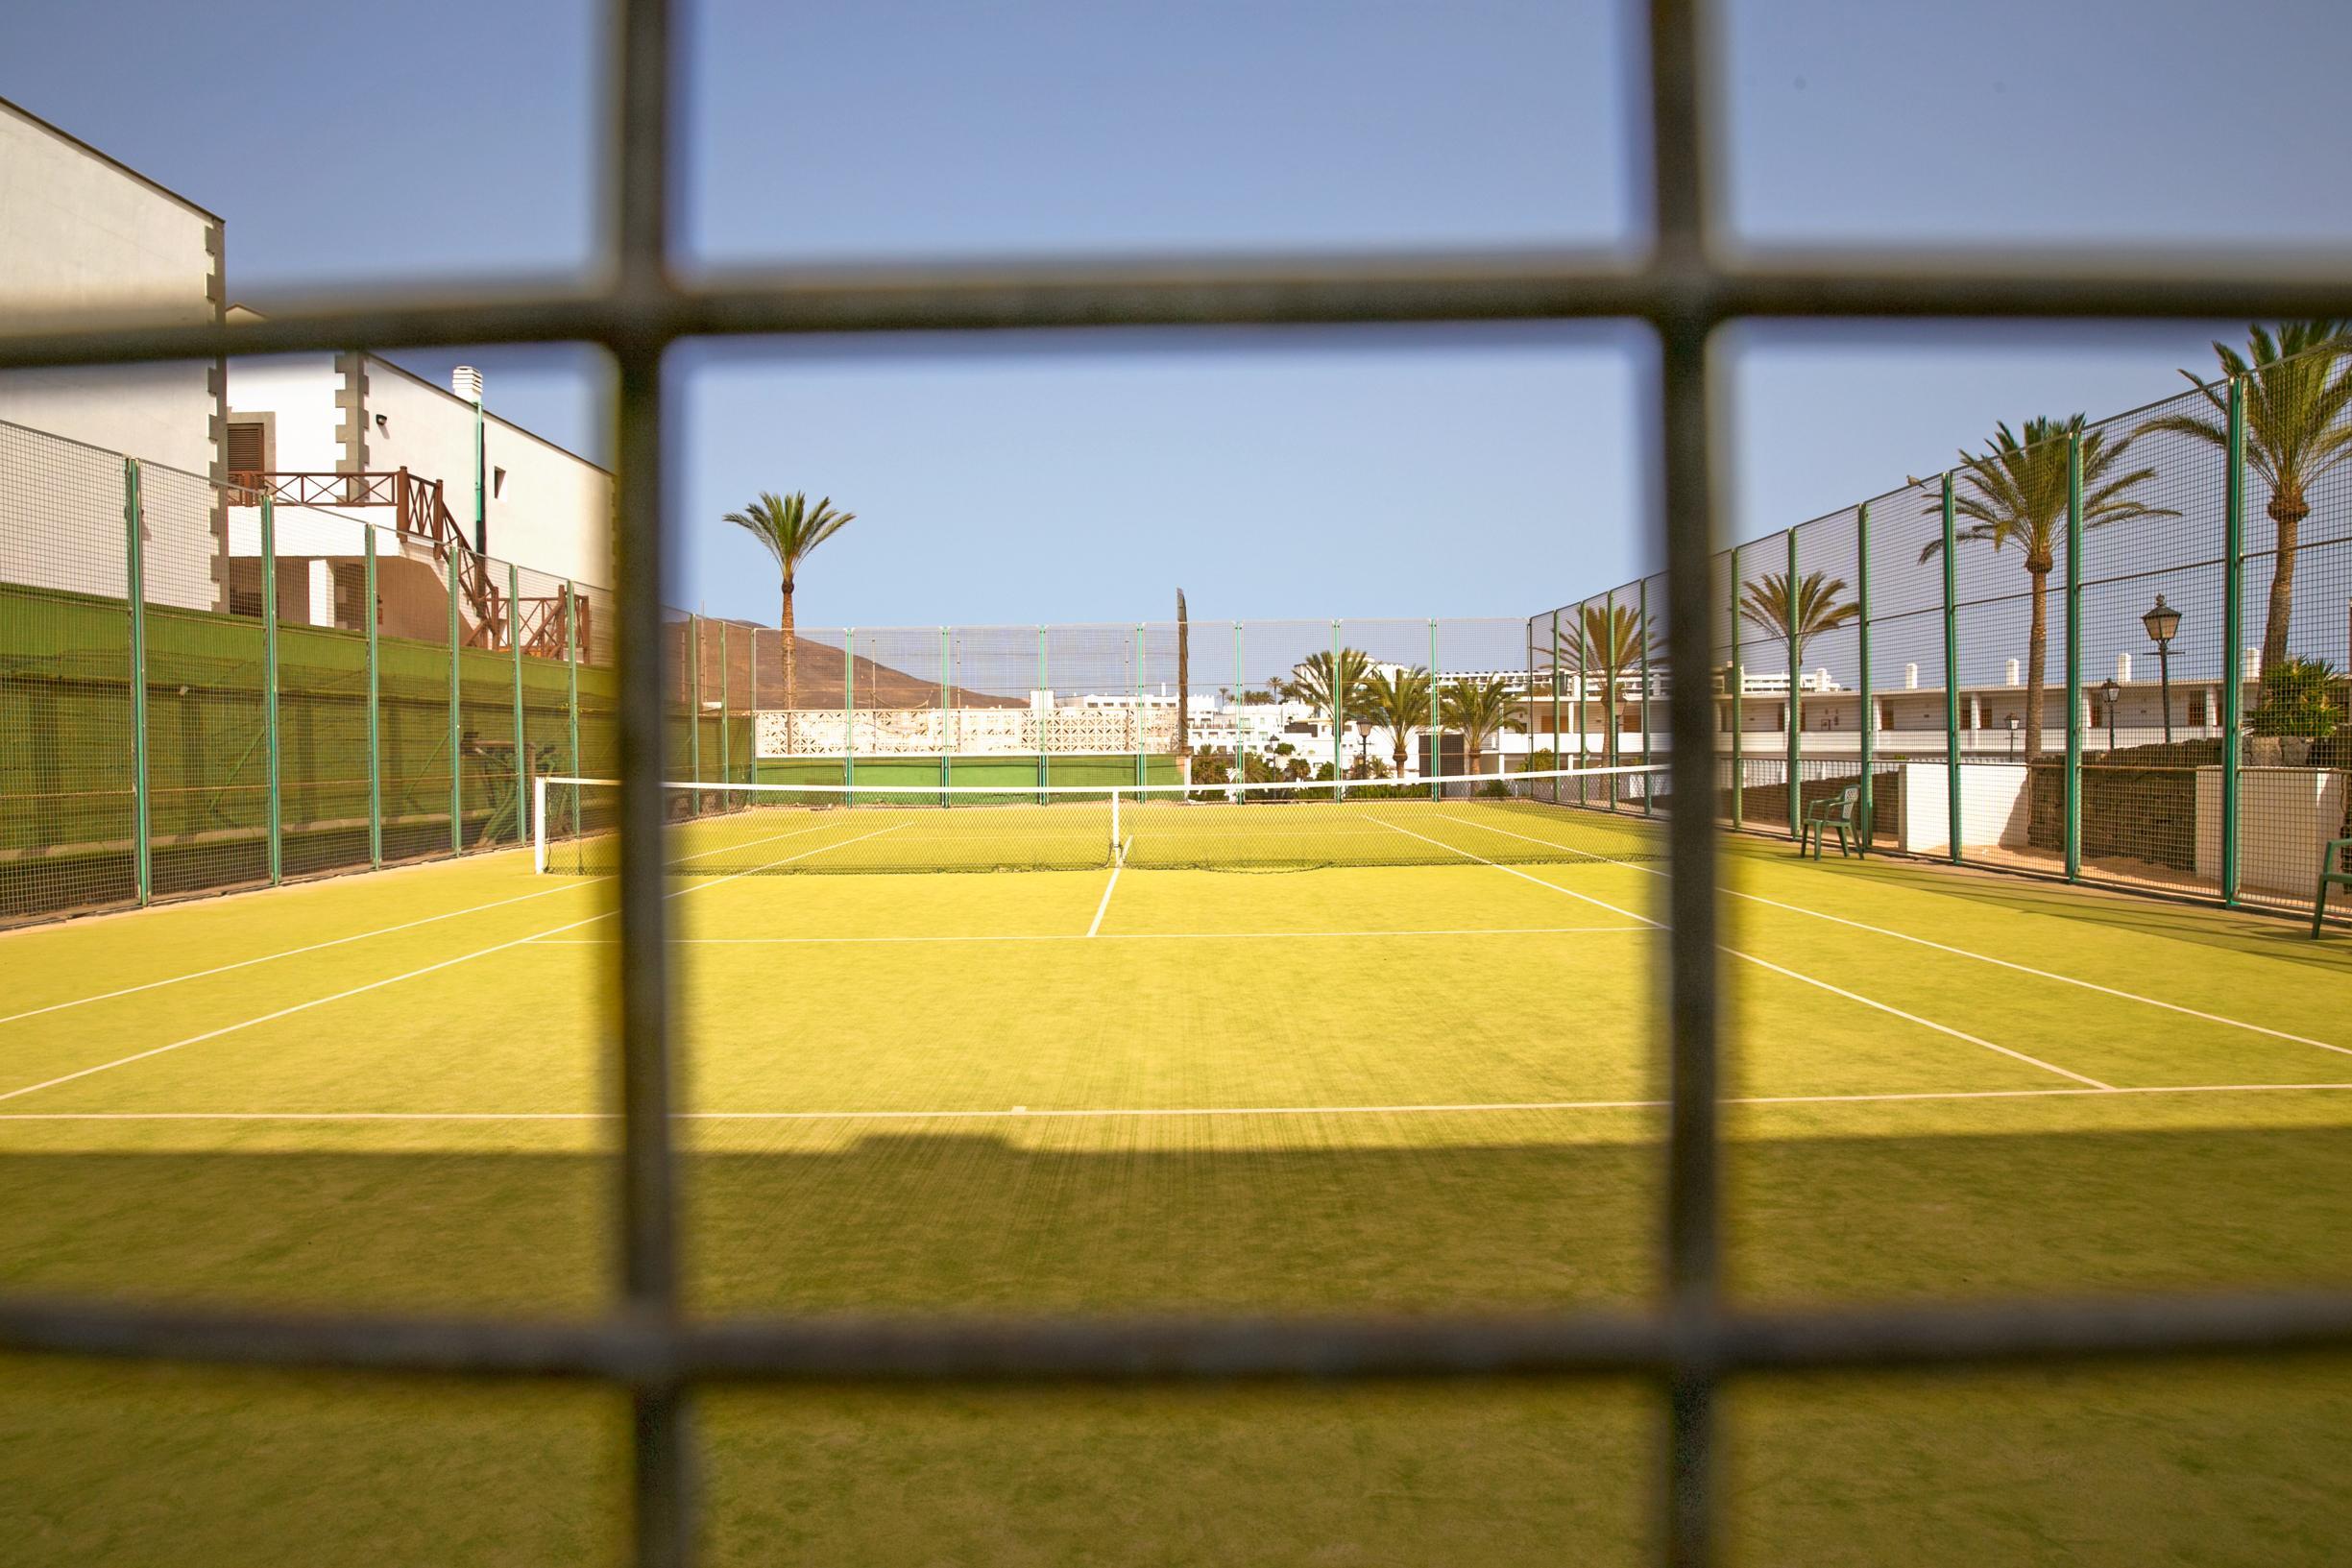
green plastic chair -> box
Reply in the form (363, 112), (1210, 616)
(1802, 783), (1862, 860)
(2316, 835), (2352, 938)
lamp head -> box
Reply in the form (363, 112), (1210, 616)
(2142, 593), (2182, 646)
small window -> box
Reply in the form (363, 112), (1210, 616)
(226, 420), (267, 478)
(493, 467), (507, 498)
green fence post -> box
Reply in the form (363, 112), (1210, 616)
(261, 495), (282, 885)
(509, 562), (524, 843)
(1427, 617), (1441, 799)
(365, 526), (381, 870)
(123, 459), (151, 906)
(1574, 610), (1588, 806)
(1331, 618), (1344, 795)
(689, 613), (704, 806)
(718, 620), (731, 805)
(1856, 502), (1873, 855)
(1786, 528), (1802, 839)
(1942, 473), (1961, 864)
(447, 546), (463, 856)
(564, 583), (580, 786)
(1549, 609), (1562, 801)
(1036, 626), (1048, 804)
(2064, 432), (2085, 882)
(939, 626), (952, 803)
(1730, 543), (1743, 832)
(1135, 622), (1147, 789)
(1638, 577), (1653, 816)
(843, 626), (856, 803)
(1233, 622), (1246, 783)
(2221, 375), (2245, 906)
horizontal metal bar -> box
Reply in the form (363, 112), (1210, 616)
(7, 1290), (2352, 1386)
(5, 253), (2352, 371)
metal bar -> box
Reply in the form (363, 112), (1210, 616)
(940, 626), (952, 804)
(448, 541), (463, 856)
(25, 263), (2352, 376)
(1855, 502), (1872, 854)
(1550, 608), (1562, 802)
(843, 628), (856, 803)
(1942, 472), (1961, 863)
(365, 526), (383, 870)
(1135, 622), (1146, 789)
(511, 562), (526, 844)
(261, 495), (282, 885)
(689, 613), (703, 801)
(1427, 618), (1439, 799)
(1639, 577), (1654, 816)
(123, 459), (151, 906)
(2065, 432), (2084, 882)
(565, 582), (581, 812)
(2221, 376), (2245, 905)
(1575, 609), (1587, 805)
(1606, 587), (1617, 807)
(1331, 618), (1343, 793)
(1786, 526), (1802, 840)
(1037, 626), (1048, 804)
(718, 621), (730, 806)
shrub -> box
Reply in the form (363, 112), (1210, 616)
(2248, 657), (2342, 738)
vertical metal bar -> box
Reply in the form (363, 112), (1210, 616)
(1606, 586), (1618, 808)
(717, 620), (730, 806)
(689, 613), (704, 804)
(1855, 502), (1873, 854)
(448, 537), (464, 856)
(2221, 375), (2245, 906)
(261, 495), (282, 886)
(1650, 1), (1724, 1559)
(1135, 621), (1146, 789)
(939, 626), (952, 803)
(365, 526), (382, 870)
(1527, 616), (1538, 779)
(124, 459), (152, 906)
(1331, 617), (1344, 793)
(1550, 609), (1562, 801)
(1729, 543), (1743, 831)
(1942, 472), (1961, 863)
(1639, 576), (1654, 815)
(565, 582), (581, 796)
(1234, 621), (1247, 784)
(2065, 432), (2084, 882)
(1576, 608), (1588, 805)
(1037, 625), (1049, 803)
(1785, 525), (1802, 839)
(1427, 617), (1440, 799)
(611, 1), (689, 1561)
(842, 626), (855, 803)
(510, 562), (525, 843)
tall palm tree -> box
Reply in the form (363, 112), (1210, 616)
(1555, 602), (1653, 766)
(1920, 417), (2172, 761)
(721, 492), (856, 735)
(1356, 665), (1434, 778)
(1277, 648), (1376, 731)
(2139, 321), (2352, 671)
(1440, 675), (1526, 777)
(1738, 568), (1859, 736)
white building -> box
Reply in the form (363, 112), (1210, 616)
(0, 94), (224, 608)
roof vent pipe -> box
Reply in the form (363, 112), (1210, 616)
(451, 366), (483, 402)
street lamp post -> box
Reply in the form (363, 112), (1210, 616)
(2142, 593), (2182, 745)
(1354, 718), (1374, 781)
(2098, 676), (2120, 754)
(2006, 713), (2021, 758)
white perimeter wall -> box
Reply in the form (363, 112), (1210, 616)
(1898, 761), (2030, 856)
(0, 101), (216, 483)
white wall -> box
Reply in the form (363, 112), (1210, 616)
(0, 100), (217, 488)
(226, 355), (342, 471)
(1899, 761), (2030, 856)
(2194, 768), (2350, 900)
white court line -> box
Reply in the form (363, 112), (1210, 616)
(1370, 815), (2112, 1091)
(0, 821), (909, 1106)
(1451, 811), (2352, 1060)
(1086, 853), (1125, 938)
(526, 926), (1651, 946)
(8, 1081), (2350, 1123)
(0, 814), (846, 1031)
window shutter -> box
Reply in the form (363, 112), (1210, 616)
(227, 422), (266, 478)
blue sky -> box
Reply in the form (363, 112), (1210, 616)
(9, 0), (2350, 628)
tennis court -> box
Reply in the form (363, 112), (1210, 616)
(4, 787), (2350, 1565)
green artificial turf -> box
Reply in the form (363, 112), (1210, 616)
(2, 817), (2349, 1565)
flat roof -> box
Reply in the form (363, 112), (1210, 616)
(0, 93), (221, 223)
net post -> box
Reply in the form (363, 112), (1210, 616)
(1639, 576), (1654, 816)
(448, 531), (463, 856)
(1729, 543), (1743, 832)
(365, 526), (382, 870)
(2064, 430), (2084, 883)
(564, 582), (580, 832)
(1427, 617), (1440, 800)
(1785, 527), (1801, 839)
(1855, 501), (1873, 855)
(261, 493), (282, 886)
(1109, 784), (1120, 861)
(532, 774), (548, 874)
(1942, 472), (1961, 863)
(510, 561), (525, 843)
(123, 458), (152, 907)
(843, 626), (855, 804)
(2221, 374), (2245, 906)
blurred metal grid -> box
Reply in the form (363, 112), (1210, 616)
(3, 3), (2352, 1566)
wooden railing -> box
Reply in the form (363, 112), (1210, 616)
(227, 469), (585, 660)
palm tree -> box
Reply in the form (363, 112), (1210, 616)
(1555, 602), (1653, 767)
(1356, 665), (1434, 778)
(1277, 647), (1376, 730)
(2139, 321), (2352, 671)
(721, 492), (856, 735)
(1920, 416), (2173, 761)
(1738, 568), (1859, 737)
(1440, 675), (1526, 777)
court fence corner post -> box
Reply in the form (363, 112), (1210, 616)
(2064, 430), (2084, 883)
(1639, 577), (1654, 817)
(261, 493), (282, 886)
(1729, 542), (1743, 832)
(2221, 374), (2245, 906)
(1549, 609), (1562, 804)
(1786, 527), (1802, 839)
(365, 526), (381, 870)
(563, 582), (580, 812)
(1855, 501), (1873, 855)
(123, 458), (152, 907)
(1941, 473), (1961, 864)
(447, 539), (463, 856)
(509, 561), (524, 844)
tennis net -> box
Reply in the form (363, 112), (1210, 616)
(533, 765), (1669, 876)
